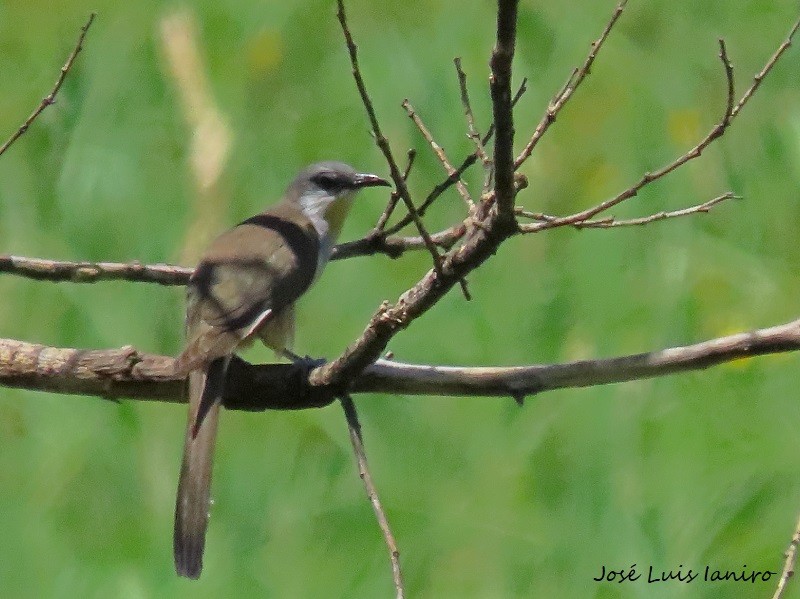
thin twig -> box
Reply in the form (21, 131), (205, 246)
(514, 0), (628, 168)
(0, 13), (96, 158)
(337, 224), (468, 260)
(336, 0), (445, 277)
(402, 99), (474, 208)
(384, 156), (476, 236)
(524, 32), (743, 233)
(340, 395), (404, 599)
(336, 6), (470, 300)
(399, 103), (473, 300)
(772, 512), (800, 599)
(383, 78), (527, 237)
(517, 193), (738, 230)
(374, 149), (416, 232)
(454, 58), (490, 175)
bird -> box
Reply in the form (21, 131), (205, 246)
(172, 161), (390, 579)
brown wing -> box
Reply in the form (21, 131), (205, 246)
(177, 209), (320, 371)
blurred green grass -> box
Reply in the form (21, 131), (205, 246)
(1, 1), (799, 597)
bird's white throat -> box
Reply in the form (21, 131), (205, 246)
(298, 188), (355, 268)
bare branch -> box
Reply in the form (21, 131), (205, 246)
(0, 255), (193, 285)
(0, 339), (181, 401)
(0, 225), (468, 284)
(307, 202), (520, 389)
(0, 13), (96, 158)
(489, 0), (520, 220)
(772, 513), (800, 599)
(517, 192), (738, 231)
(402, 99), (474, 208)
(514, 0), (627, 168)
(358, 318), (800, 398)
(280, 4), (795, 391)
(520, 16), (798, 234)
(4, 318), (800, 403)
(340, 396), (404, 599)
(399, 99), (474, 298)
(523, 36), (742, 232)
(383, 156), (476, 236)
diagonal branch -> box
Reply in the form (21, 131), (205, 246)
(0, 13), (96, 158)
(733, 18), (800, 119)
(373, 149), (416, 232)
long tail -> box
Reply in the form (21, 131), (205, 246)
(174, 357), (228, 579)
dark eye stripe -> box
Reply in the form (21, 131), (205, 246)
(311, 172), (348, 191)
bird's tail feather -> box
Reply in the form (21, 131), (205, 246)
(174, 357), (227, 579)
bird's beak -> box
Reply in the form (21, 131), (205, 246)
(353, 173), (391, 188)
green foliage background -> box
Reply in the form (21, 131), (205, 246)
(1, 1), (799, 597)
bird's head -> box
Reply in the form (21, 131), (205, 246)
(288, 161), (390, 241)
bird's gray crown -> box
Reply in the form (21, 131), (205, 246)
(289, 162), (358, 196)
(287, 161), (389, 197)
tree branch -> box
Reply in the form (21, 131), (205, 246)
(373, 149), (416, 232)
(733, 18), (800, 119)
(0, 224), (469, 284)
(4, 4), (799, 594)
(519, 27), (776, 233)
(3, 318), (799, 404)
(489, 0), (519, 221)
(0, 255), (193, 285)
(454, 57), (490, 179)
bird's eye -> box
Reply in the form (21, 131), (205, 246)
(312, 172), (346, 193)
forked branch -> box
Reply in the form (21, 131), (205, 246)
(520, 18), (799, 233)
